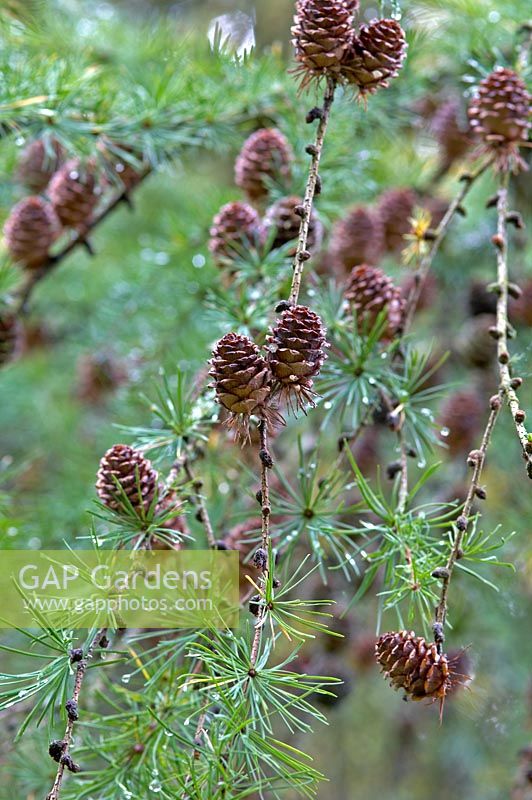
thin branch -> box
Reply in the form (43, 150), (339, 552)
(434, 398), (501, 629)
(402, 157), (494, 334)
(45, 628), (108, 800)
(182, 458), (217, 549)
(14, 168), (152, 316)
(493, 178), (532, 479)
(288, 78), (336, 307)
(342, 157), (495, 449)
(397, 430), (409, 516)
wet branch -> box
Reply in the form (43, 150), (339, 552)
(289, 78), (336, 307)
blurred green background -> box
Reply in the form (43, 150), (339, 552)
(0, 1), (531, 798)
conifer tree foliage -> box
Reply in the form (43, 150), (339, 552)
(0, 1), (531, 799)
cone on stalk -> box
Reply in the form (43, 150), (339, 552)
(291, 0), (356, 88)
(235, 128), (293, 202)
(210, 333), (277, 437)
(208, 202), (264, 265)
(16, 137), (65, 193)
(266, 305), (327, 411)
(48, 158), (100, 228)
(96, 444), (158, 515)
(3, 196), (61, 269)
(329, 206), (383, 272)
(342, 18), (407, 96)
(345, 264), (404, 339)
(264, 195), (323, 256)
(468, 68), (531, 172)
(376, 630), (459, 709)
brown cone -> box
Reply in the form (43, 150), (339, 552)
(264, 195), (323, 255)
(329, 206), (383, 272)
(96, 444), (158, 515)
(76, 352), (127, 404)
(0, 313), (22, 367)
(376, 631), (455, 704)
(3, 196), (61, 269)
(210, 334), (273, 434)
(468, 68), (531, 172)
(16, 138), (65, 193)
(48, 158), (100, 228)
(342, 18), (407, 95)
(208, 202), (263, 265)
(431, 98), (471, 169)
(345, 264), (404, 339)
(97, 138), (145, 190)
(455, 314), (497, 370)
(266, 305), (327, 410)
(235, 128), (293, 202)
(292, 0), (355, 88)
(439, 389), (483, 456)
(378, 187), (416, 253)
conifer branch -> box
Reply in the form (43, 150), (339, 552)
(289, 78), (336, 306)
(402, 157), (494, 334)
(14, 168), (152, 316)
(434, 397), (501, 629)
(45, 627), (108, 800)
(182, 458), (217, 549)
(493, 178), (532, 479)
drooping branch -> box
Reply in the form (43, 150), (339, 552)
(14, 168), (152, 316)
(493, 179), (532, 479)
(434, 396), (501, 629)
(288, 78), (336, 307)
(402, 157), (494, 334)
(45, 628), (108, 800)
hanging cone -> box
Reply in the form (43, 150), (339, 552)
(208, 201), (264, 265)
(291, 0), (356, 88)
(210, 333), (275, 436)
(76, 352), (127, 404)
(439, 389), (483, 456)
(96, 444), (158, 515)
(431, 98), (472, 170)
(48, 158), (100, 228)
(378, 187), (416, 253)
(376, 631), (458, 707)
(3, 196), (61, 269)
(264, 195), (323, 255)
(345, 264), (404, 339)
(0, 313), (22, 367)
(468, 68), (531, 172)
(455, 314), (497, 370)
(97, 137), (145, 191)
(16, 137), (65, 193)
(266, 305), (327, 411)
(342, 18), (407, 95)
(235, 128), (293, 202)
(329, 206), (383, 272)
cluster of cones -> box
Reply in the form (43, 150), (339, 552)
(292, 0), (407, 94)
(3, 136), (144, 272)
(96, 443), (187, 546)
(209, 126), (323, 269)
(210, 303), (328, 436)
(0, 136), (145, 368)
